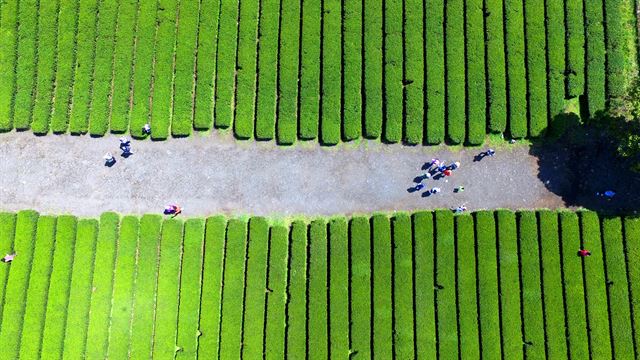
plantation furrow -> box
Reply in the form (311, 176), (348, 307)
(624, 217), (640, 355)
(240, 217), (270, 358)
(12, 0), (39, 130)
(151, 218), (184, 359)
(602, 216), (635, 358)
(435, 210), (458, 358)
(61, 219), (99, 359)
(275, 0), (300, 144)
(538, 210), (568, 359)
(485, 0), (507, 133)
(39, 216), (77, 359)
(233, 0), (260, 139)
(128, 214), (162, 359)
(107, 215), (140, 359)
(424, 0), (445, 144)
(523, 0), (548, 137)
(308, 219), (329, 359)
(264, 225), (288, 359)
(465, 0), (486, 145)
(320, 0), (342, 145)
(175, 218), (205, 358)
(172, 0), (201, 136)
(299, 0), (321, 140)
(16, 216), (56, 359)
(363, 0), (383, 139)
(129, 0), (158, 138)
(475, 210), (501, 360)
(445, 0), (466, 144)
(49, 0), (80, 133)
(0, 213), (17, 331)
(456, 214), (480, 359)
(584, 0), (606, 117)
(286, 220), (308, 358)
(255, 0), (281, 140)
(109, 0), (139, 133)
(412, 211), (437, 358)
(328, 218), (350, 358)
(342, 0), (363, 141)
(196, 216), (227, 358)
(0, 211), (39, 359)
(30, 0), (60, 134)
(496, 210), (523, 360)
(392, 214), (414, 358)
(348, 216), (371, 357)
(565, 0), (585, 97)
(0, 0), (19, 131)
(149, 0), (179, 140)
(559, 212), (589, 359)
(383, 0), (403, 144)
(88, 0), (120, 136)
(518, 211), (546, 359)
(372, 215), (393, 357)
(218, 218), (248, 359)
(68, 0), (99, 134)
(213, 0), (240, 129)
(84, 213), (119, 360)
(504, 0), (528, 139)
(545, 0), (566, 121)
(580, 211), (612, 359)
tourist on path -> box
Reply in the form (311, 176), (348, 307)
(430, 187), (441, 194)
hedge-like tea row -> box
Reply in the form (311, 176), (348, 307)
(585, 0), (607, 118)
(445, 0), (466, 144)
(12, 0), (39, 130)
(383, 0), (403, 143)
(3, 210), (639, 357)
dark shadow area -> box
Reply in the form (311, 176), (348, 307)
(530, 112), (640, 214)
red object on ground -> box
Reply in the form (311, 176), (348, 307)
(578, 249), (591, 257)
(443, 170), (452, 176)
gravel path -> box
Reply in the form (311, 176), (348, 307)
(0, 132), (569, 217)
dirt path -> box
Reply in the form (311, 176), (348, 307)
(0, 132), (569, 217)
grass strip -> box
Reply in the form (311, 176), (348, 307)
(128, 214), (162, 359)
(565, 0), (585, 97)
(241, 217), (270, 358)
(193, 0), (220, 131)
(12, 0), (39, 130)
(84, 212), (119, 359)
(255, 0), (281, 140)
(175, 218), (206, 358)
(308, 219), (328, 359)
(456, 214), (480, 359)
(213, 0), (239, 129)
(218, 218), (248, 359)
(88, 0), (119, 136)
(171, 0), (200, 136)
(537, 210), (568, 359)
(196, 216), (227, 358)
(109, 0), (138, 133)
(107, 215), (140, 359)
(286, 220), (307, 358)
(349, 216), (371, 358)
(0, 213), (17, 328)
(383, 0), (403, 143)
(496, 210), (523, 359)
(68, 0), (99, 134)
(412, 211), (436, 358)
(320, 0), (342, 145)
(504, 0), (527, 138)
(233, 0), (260, 139)
(518, 211), (545, 358)
(584, 0), (606, 117)
(275, 0), (300, 144)
(392, 214), (414, 358)
(17, 216), (56, 359)
(475, 210), (501, 359)
(342, 0), (362, 141)
(435, 210), (458, 358)
(298, 0), (321, 140)
(465, 0), (486, 144)
(61, 218), (99, 359)
(31, 0), (60, 134)
(524, 0), (548, 137)
(372, 214), (392, 358)
(39, 216), (77, 359)
(445, 0), (466, 144)
(264, 225), (288, 359)
(485, 0), (507, 133)
(329, 218), (350, 357)
(0, 0), (19, 130)
(149, 0), (178, 140)
(580, 211), (612, 359)
(424, 0), (445, 143)
(363, 0), (383, 138)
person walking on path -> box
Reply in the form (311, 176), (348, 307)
(164, 205), (182, 217)
(596, 190), (616, 199)
(453, 206), (467, 214)
(443, 169), (452, 177)
(103, 152), (115, 165)
(578, 249), (591, 257)
(415, 183), (425, 191)
(430, 187), (441, 194)
(455, 186), (465, 193)
(1, 253), (16, 263)
(119, 137), (130, 147)
(448, 161), (460, 170)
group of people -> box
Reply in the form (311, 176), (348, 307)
(103, 137), (134, 164)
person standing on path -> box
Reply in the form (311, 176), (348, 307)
(430, 187), (441, 194)
(486, 149), (495, 157)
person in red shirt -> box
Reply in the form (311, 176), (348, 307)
(443, 169), (452, 177)
(578, 249), (591, 257)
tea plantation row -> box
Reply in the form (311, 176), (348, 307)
(0, 209), (638, 358)
(0, 0), (636, 144)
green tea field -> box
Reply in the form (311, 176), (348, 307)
(1, 209), (638, 358)
(0, 0), (636, 144)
